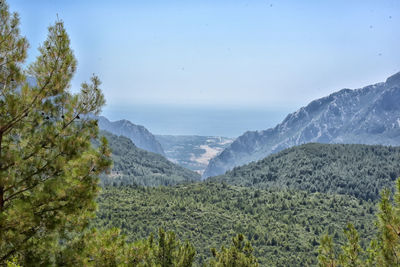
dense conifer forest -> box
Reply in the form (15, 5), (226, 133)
(94, 182), (376, 266)
(211, 143), (400, 201)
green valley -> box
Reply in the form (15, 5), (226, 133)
(97, 131), (201, 186)
(155, 135), (234, 175)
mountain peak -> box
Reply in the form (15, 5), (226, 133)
(386, 71), (400, 86)
(96, 116), (165, 155)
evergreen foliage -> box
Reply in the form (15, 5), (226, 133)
(318, 235), (336, 267)
(212, 143), (400, 201)
(94, 182), (376, 266)
(97, 130), (201, 187)
(338, 224), (363, 266)
(56, 228), (196, 267)
(0, 1), (111, 264)
(318, 178), (400, 267)
(208, 234), (259, 267)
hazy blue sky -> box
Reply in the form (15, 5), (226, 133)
(8, 0), (400, 136)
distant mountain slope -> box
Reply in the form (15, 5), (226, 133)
(204, 72), (400, 178)
(97, 131), (201, 186)
(97, 116), (165, 155)
(155, 135), (234, 175)
(210, 143), (400, 201)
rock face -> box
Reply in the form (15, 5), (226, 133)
(203, 72), (400, 178)
(97, 116), (165, 156)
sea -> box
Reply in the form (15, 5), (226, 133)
(102, 104), (293, 138)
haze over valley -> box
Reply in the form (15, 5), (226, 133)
(96, 72), (400, 181)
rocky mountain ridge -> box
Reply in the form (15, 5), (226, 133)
(203, 72), (400, 178)
(97, 116), (165, 155)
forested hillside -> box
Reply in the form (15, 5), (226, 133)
(211, 143), (400, 201)
(96, 131), (201, 186)
(94, 182), (376, 266)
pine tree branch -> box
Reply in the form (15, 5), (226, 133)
(0, 28), (15, 47)
(0, 225), (40, 263)
(0, 114), (90, 175)
(0, 186), (3, 211)
(3, 153), (63, 202)
(0, 44), (62, 135)
(34, 201), (75, 217)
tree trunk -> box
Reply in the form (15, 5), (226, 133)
(0, 132), (3, 211)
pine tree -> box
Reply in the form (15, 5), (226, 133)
(317, 235), (337, 267)
(318, 178), (400, 267)
(208, 234), (259, 267)
(0, 0), (111, 264)
(153, 228), (196, 267)
(57, 227), (196, 266)
(338, 224), (363, 267)
(374, 185), (400, 266)
(56, 228), (129, 266)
